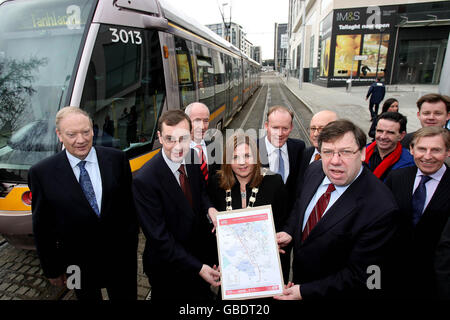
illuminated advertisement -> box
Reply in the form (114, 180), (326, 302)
(360, 34), (390, 78)
(320, 38), (331, 77)
(316, 5), (396, 87)
(334, 34), (361, 77)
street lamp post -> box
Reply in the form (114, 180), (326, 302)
(299, 0), (306, 89)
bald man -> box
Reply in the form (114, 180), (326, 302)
(296, 110), (338, 198)
(306, 110), (338, 163)
(185, 102), (221, 180)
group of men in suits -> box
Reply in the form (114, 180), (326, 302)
(29, 98), (449, 300)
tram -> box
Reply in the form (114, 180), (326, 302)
(0, 0), (261, 249)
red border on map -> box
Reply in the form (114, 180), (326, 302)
(226, 285), (280, 295)
(219, 213), (268, 226)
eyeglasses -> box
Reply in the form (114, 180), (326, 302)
(162, 134), (190, 145)
(309, 126), (324, 133)
(321, 149), (360, 159)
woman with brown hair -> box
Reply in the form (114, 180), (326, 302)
(208, 130), (287, 233)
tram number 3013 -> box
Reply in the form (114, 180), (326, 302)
(109, 28), (142, 45)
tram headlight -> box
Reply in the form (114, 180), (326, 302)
(22, 191), (32, 206)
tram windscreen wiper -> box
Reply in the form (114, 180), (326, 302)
(7, 120), (57, 152)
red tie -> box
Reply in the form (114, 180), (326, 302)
(178, 165), (193, 208)
(302, 183), (336, 242)
(314, 153), (321, 161)
(196, 144), (208, 182)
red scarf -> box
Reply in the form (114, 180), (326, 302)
(365, 141), (403, 178)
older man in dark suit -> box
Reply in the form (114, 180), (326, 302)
(258, 105), (305, 282)
(385, 127), (450, 298)
(133, 110), (220, 301)
(28, 106), (138, 300)
(296, 110), (338, 192)
(275, 120), (397, 299)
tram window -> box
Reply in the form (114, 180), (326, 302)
(213, 50), (226, 112)
(194, 43), (214, 111)
(0, 0), (93, 176)
(80, 25), (166, 157)
(174, 37), (196, 108)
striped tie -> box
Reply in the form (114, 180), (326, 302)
(196, 144), (208, 182)
(302, 183), (335, 242)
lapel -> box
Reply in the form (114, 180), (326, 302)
(301, 167), (368, 245)
(399, 166), (417, 216)
(422, 165), (450, 217)
(95, 147), (113, 217)
(258, 137), (270, 168)
(287, 139), (296, 172)
(296, 165), (324, 239)
(155, 153), (196, 219)
(54, 150), (98, 218)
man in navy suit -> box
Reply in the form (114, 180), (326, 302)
(133, 110), (220, 301)
(275, 120), (397, 299)
(385, 126), (450, 298)
(28, 106), (138, 300)
(258, 105), (305, 282)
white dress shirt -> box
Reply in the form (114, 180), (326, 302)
(302, 167), (363, 231)
(190, 139), (208, 164)
(413, 165), (447, 213)
(309, 148), (320, 164)
(161, 149), (187, 186)
(66, 148), (102, 212)
(265, 136), (289, 183)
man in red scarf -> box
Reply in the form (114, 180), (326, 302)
(365, 112), (415, 181)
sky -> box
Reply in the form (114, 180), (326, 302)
(165, 0), (289, 60)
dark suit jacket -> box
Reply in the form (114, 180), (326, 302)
(284, 161), (397, 299)
(258, 137), (306, 213)
(28, 146), (138, 289)
(133, 150), (213, 298)
(435, 217), (450, 299)
(295, 146), (316, 198)
(366, 82), (386, 104)
(385, 165), (450, 297)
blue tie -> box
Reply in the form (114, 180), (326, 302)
(411, 175), (432, 226)
(78, 161), (100, 216)
(277, 148), (285, 182)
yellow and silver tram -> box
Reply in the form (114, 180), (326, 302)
(0, 0), (261, 249)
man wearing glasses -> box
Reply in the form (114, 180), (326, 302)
(133, 110), (220, 301)
(304, 110), (338, 164)
(275, 119), (397, 299)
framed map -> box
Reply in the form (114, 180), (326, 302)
(216, 205), (284, 300)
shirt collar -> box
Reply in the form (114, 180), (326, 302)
(265, 136), (288, 154)
(190, 139), (206, 149)
(161, 148), (186, 174)
(66, 147), (97, 169)
(416, 165), (446, 182)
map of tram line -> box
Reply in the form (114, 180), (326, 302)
(217, 207), (283, 299)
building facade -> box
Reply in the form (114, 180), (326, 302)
(288, 0), (450, 87)
(275, 23), (289, 72)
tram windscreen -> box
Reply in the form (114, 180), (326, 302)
(0, 0), (94, 182)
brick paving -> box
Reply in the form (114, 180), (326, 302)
(0, 231), (150, 300)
